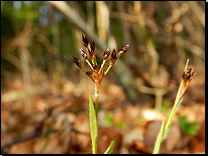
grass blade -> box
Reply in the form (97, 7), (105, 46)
(153, 121), (164, 154)
(89, 93), (98, 154)
(104, 136), (117, 154)
(153, 59), (193, 154)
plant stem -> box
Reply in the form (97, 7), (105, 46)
(91, 83), (99, 154)
(104, 64), (113, 75)
(161, 59), (189, 143)
(95, 84), (99, 118)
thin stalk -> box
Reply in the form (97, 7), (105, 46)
(86, 60), (96, 73)
(98, 60), (106, 75)
(92, 55), (97, 66)
(94, 84), (99, 118)
(153, 59), (192, 154)
(104, 64), (113, 75)
(162, 59), (189, 140)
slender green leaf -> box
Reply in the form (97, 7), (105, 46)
(104, 136), (117, 154)
(163, 96), (184, 140)
(153, 59), (190, 154)
(153, 121), (164, 154)
(89, 93), (97, 154)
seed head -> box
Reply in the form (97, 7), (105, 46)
(182, 66), (196, 84)
(71, 56), (81, 68)
(103, 48), (110, 60)
(80, 48), (88, 60)
(93, 65), (99, 72)
(118, 44), (129, 57)
(110, 49), (117, 65)
(72, 33), (129, 86)
(82, 34), (88, 48)
(90, 40), (96, 55)
(86, 71), (93, 76)
(86, 71), (95, 82)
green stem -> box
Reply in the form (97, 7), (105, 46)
(91, 83), (99, 154)
(95, 84), (99, 117)
(104, 65), (112, 75)
(153, 59), (190, 154)
(162, 59), (189, 140)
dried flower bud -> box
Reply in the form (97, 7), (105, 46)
(178, 66), (196, 99)
(90, 40), (96, 55)
(71, 56), (81, 68)
(182, 66), (196, 83)
(118, 44), (129, 57)
(93, 65), (99, 72)
(110, 49), (117, 65)
(103, 48), (110, 60)
(82, 34), (88, 48)
(80, 48), (88, 60)
(86, 71), (93, 76)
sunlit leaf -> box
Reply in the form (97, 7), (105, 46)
(89, 93), (97, 154)
(104, 136), (117, 154)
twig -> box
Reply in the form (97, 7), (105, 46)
(1, 128), (89, 150)
(1, 129), (57, 150)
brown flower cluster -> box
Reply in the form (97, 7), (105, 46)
(179, 66), (196, 98)
(71, 34), (129, 88)
(182, 66), (196, 84)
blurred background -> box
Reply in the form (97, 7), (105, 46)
(1, 1), (205, 154)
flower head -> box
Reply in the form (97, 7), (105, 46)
(118, 44), (129, 57)
(71, 34), (129, 88)
(182, 66), (196, 85)
(80, 48), (88, 60)
(71, 56), (81, 68)
(82, 33), (88, 48)
(103, 48), (110, 60)
(110, 49), (117, 66)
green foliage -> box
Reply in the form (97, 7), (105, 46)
(178, 116), (198, 136)
(104, 136), (117, 154)
(102, 112), (114, 126)
(102, 112), (129, 128)
(116, 121), (128, 129)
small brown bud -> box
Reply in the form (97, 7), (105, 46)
(93, 65), (99, 71)
(86, 71), (93, 76)
(86, 71), (95, 82)
(182, 66), (196, 83)
(118, 44), (129, 56)
(71, 56), (81, 68)
(90, 40), (96, 55)
(103, 48), (110, 60)
(82, 34), (88, 48)
(110, 49), (117, 65)
(80, 48), (88, 60)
